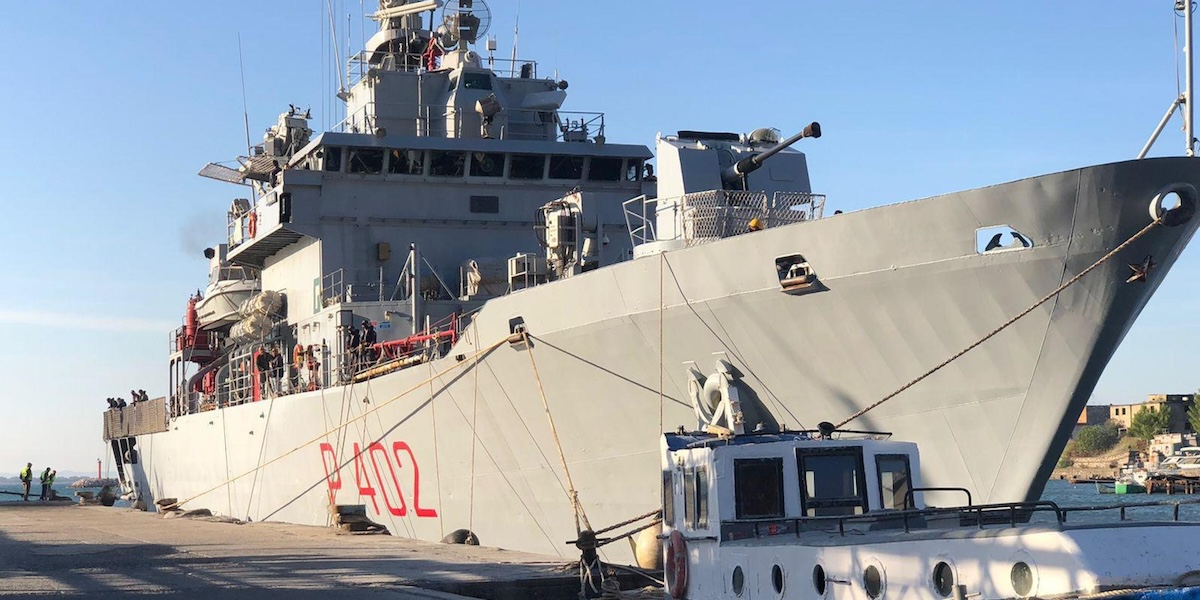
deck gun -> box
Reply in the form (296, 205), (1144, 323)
(721, 122), (822, 187)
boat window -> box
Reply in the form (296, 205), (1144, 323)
(548, 155), (584, 180)
(347, 148), (384, 174)
(682, 465), (709, 529)
(430, 150), (466, 177)
(587, 157), (623, 182)
(625, 159), (643, 182)
(510, 154), (545, 179)
(322, 147), (342, 172)
(876, 454), (912, 510)
(470, 152), (505, 177)
(734, 458), (785, 519)
(388, 149), (425, 175)
(662, 471), (675, 527)
(797, 448), (868, 517)
(683, 467), (695, 527)
(462, 72), (493, 90)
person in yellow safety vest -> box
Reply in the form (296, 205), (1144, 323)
(38, 467), (50, 500)
(18, 463), (32, 501)
(46, 470), (56, 500)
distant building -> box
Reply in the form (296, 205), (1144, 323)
(1072, 405), (1113, 438)
(1108, 394), (1194, 433)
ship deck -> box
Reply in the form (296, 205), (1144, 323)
(0, 502), (655, 599)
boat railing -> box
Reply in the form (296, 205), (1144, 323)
(718, 497), (1200, 543)
(344, 50), (540, 89)
(335, 99), (605, 143)
(623, 189), (826, 248)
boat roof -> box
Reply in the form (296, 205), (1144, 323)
(663, 430), (899, 451)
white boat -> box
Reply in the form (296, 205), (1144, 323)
(193, 244), (261, 330)
(662, 422), (1200, 599)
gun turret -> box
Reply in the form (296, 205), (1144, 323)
(721, 122), (822, 185)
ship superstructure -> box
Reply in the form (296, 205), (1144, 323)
(104, 0), (1200, 564)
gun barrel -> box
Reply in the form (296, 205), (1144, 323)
(722, 122), (822, 183)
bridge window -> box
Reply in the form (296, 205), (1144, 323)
(876, 454), (912, 510)
(321, 147), (342, 172)
(625, 159), (643, 182)
(430, 150), (466, 177)
(548, 155), (584, 180)
(388, 149), (425, 175)
(734, 458), (785, 519)
(462, 72), (493, 90)
(470, 152), (505, 177)
(797, 448), (867, 517)
(587, 157), (623, 181)
(347, 148), (384, 174)
(510, 154), (545, 179)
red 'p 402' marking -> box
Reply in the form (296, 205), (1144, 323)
(317, 440), (438, 519)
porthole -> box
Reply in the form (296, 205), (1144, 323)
(864, 565), (884, 599)
(772, 564), (785, 595)
(932, 562), (954, 597)
(1011, 561), (1034, 597)
(812, 564), (827, 596)
(732, 566), (744, 597)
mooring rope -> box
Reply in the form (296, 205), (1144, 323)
(837, 216), (1164, 429)
(520, 330), (592, 534)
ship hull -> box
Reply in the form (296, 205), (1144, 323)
(121, 158), (1200, 562)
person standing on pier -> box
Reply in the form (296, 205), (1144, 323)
(38, 467), (50, 500)
(46, 470), (56, 500)
(19, 463), (32, 501)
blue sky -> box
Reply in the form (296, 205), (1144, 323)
(0, 1), (1197, 473)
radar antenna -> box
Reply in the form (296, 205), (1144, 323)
(437, 0), (491, 49)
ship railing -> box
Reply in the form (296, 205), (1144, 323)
(103, 397), (169, 440)
(340, 312), (460, 383)
(623, 190), (826, 249)
(345, 50), (540, 89)
(335, 100), (606, 143)
(168, 325), (220, 354)
(322, 267), (389, 306)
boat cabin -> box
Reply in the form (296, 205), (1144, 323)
(661, 431), (921, 543)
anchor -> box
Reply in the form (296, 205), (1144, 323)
(685, 358), (746, 435)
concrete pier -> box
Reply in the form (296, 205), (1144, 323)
(0, 503), (653, 598)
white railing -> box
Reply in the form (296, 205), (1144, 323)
(624, 189), (826, 249)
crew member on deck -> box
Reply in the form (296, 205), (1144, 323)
(306, 345), (321, 391)
(270, 346), (284, 396)
(346, 323), (362, 373)
(255, 349), (272, 400)
(362, 321), (377, 363)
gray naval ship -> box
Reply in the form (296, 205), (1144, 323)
(103, 0), (1200, 562)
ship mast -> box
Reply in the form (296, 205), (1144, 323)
(1139, 0), (1197, 158)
